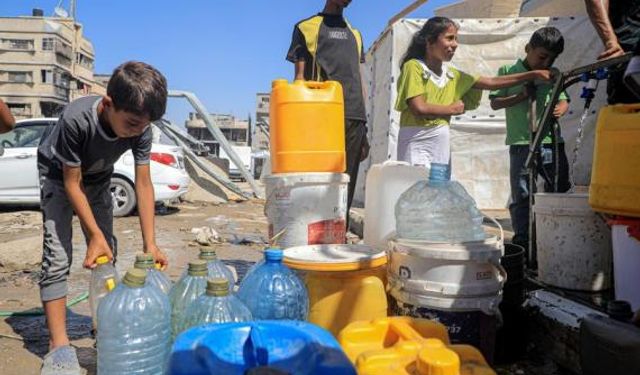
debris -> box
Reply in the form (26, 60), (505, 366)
(191, 227), (223, 246)
(226, 234), (268, 245)
(206, 215), (230, 226)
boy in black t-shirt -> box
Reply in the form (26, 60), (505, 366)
(37, 61), (168, 374)
(287, 0), (369, 230)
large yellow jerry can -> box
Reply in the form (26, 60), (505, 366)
(590, 104), (640, 217)
(339, 317), (495, 375)
(269, 79), (346, 173)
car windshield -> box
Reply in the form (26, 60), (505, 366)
(0, 122), (51, 148)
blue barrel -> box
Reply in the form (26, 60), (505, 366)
(168, 321), (356, 375)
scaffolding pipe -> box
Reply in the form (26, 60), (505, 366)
(168, 90), (263, 198)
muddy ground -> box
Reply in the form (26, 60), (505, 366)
(0, 199), (565, 375)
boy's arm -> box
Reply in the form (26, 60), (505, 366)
(295, 60), (306, 81)
(584, 0), (625, 59)
(490, 84), (534, 110)
(0, 99), (15, 134)
(63, 166), (114, 268)
(135, 164), (168, 267)
(554, 99), (570, 118)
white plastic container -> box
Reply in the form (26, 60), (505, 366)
(534, 193), (612, 291)
(89, 255), (118, 330)
(264, 173), (348, 248)
(611, 219), (640, 310)
(364, 161), (428, 251)
(388, 237), (505, 297)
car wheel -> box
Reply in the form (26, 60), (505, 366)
(110, 177), (136, 217)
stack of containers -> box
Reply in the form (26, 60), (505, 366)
(387, 164), (505, 362)
(265, 79), (350, 249)
(590, 104), (640, 311)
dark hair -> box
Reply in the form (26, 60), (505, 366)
(107, 61), (168, 121)
(401, 17), (458, 67)
(529, 27), (564, 55)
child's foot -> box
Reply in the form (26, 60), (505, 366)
(41, 345), (83, 375)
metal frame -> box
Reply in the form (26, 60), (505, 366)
(168, 90), (263, 199)
(524, 53), (632, 267)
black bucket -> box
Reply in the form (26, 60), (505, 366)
(389, 293), (498, 364)
(495, 243), (527, 363)
(500, 243), (526, 307)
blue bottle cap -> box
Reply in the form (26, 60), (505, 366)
(264, 249), (283, 262)
(429, 163), (451, 182)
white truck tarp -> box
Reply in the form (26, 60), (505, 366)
(355, 16), (606, 209)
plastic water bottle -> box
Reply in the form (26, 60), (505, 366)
(89, 255), (118, 330)
(169, 260), (208, 337)
(395, 163), (486, 242)
(97, 268), (171, 375)
(180, 278), (252, 333)
(134, 253), (172, 294)
(199, 248), (235, 285)
(237, 249), (308, 320)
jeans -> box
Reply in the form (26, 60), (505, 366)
(509, 144), (570, 247)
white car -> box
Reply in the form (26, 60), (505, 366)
(0, 118), (190, 216)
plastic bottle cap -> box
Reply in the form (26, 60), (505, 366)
(264, 249), (283, 262)
(188, 260), (208, 276)
(134, 253), (155, 269)
(206, 278), (230, 296)
(96, 256), (110, 265)
(105, 278), (116, 291)
(122, 268), (147, 288)
(429, 163), (451, 183)
(417, 339), (460, 375)
(199, 248), (218, 261)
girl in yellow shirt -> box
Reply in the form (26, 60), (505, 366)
(396, 17), (552, 167)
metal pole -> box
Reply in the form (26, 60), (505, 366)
(168, 90), (263, 199)
(528, 90), (538, 268)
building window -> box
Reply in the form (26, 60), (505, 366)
(42, 38), (54, 51)
(6, 103), (31, 116)
(75, 53), (94, 69)
(4, 39), (34, 50)
(41, 70), (53, 83)
(8, 71), (31, 83)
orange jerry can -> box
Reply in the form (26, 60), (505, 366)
(269, 79), (346, 173)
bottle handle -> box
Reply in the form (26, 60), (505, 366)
(246, 325), (269, 367)
(484, 215), (504, 254)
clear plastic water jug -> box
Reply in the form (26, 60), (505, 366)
(199, 248), (235, 285)
(237, 249), (308, 320)
(395, 163), (485, 242)
(180, 278), (252, 333)
(89, 255), (118, 330)
(169, 260), (208, 337)
(97, 268), (171, 375)
(134, 253), (172, 294)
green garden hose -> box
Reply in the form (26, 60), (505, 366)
(0, 291), (89, 317)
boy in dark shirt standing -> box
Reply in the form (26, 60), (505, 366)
(287, 0), (369, 230)
(38, 61), (169, 374)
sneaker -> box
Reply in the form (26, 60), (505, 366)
(41, 345), (83, 375)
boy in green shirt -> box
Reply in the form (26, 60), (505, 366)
(490, 27), (571, 250)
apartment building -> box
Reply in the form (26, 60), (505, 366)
(0, 10), (105, 120)
(185, 112), (250, 155)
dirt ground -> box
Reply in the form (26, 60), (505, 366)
(0, 199), (564, 375)
(0, 199), (266, 375)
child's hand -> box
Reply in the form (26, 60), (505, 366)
(84, 235), (114, 269)
(449, 100), (465, 115)
(533, 70), (553, 81)
(145, 243), (169, 269)
(553, 101), (570, 118)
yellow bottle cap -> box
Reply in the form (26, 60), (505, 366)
(105, 278), (116, 291)
(417, 339), (460, 375)
(96, 256), (109, 265)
